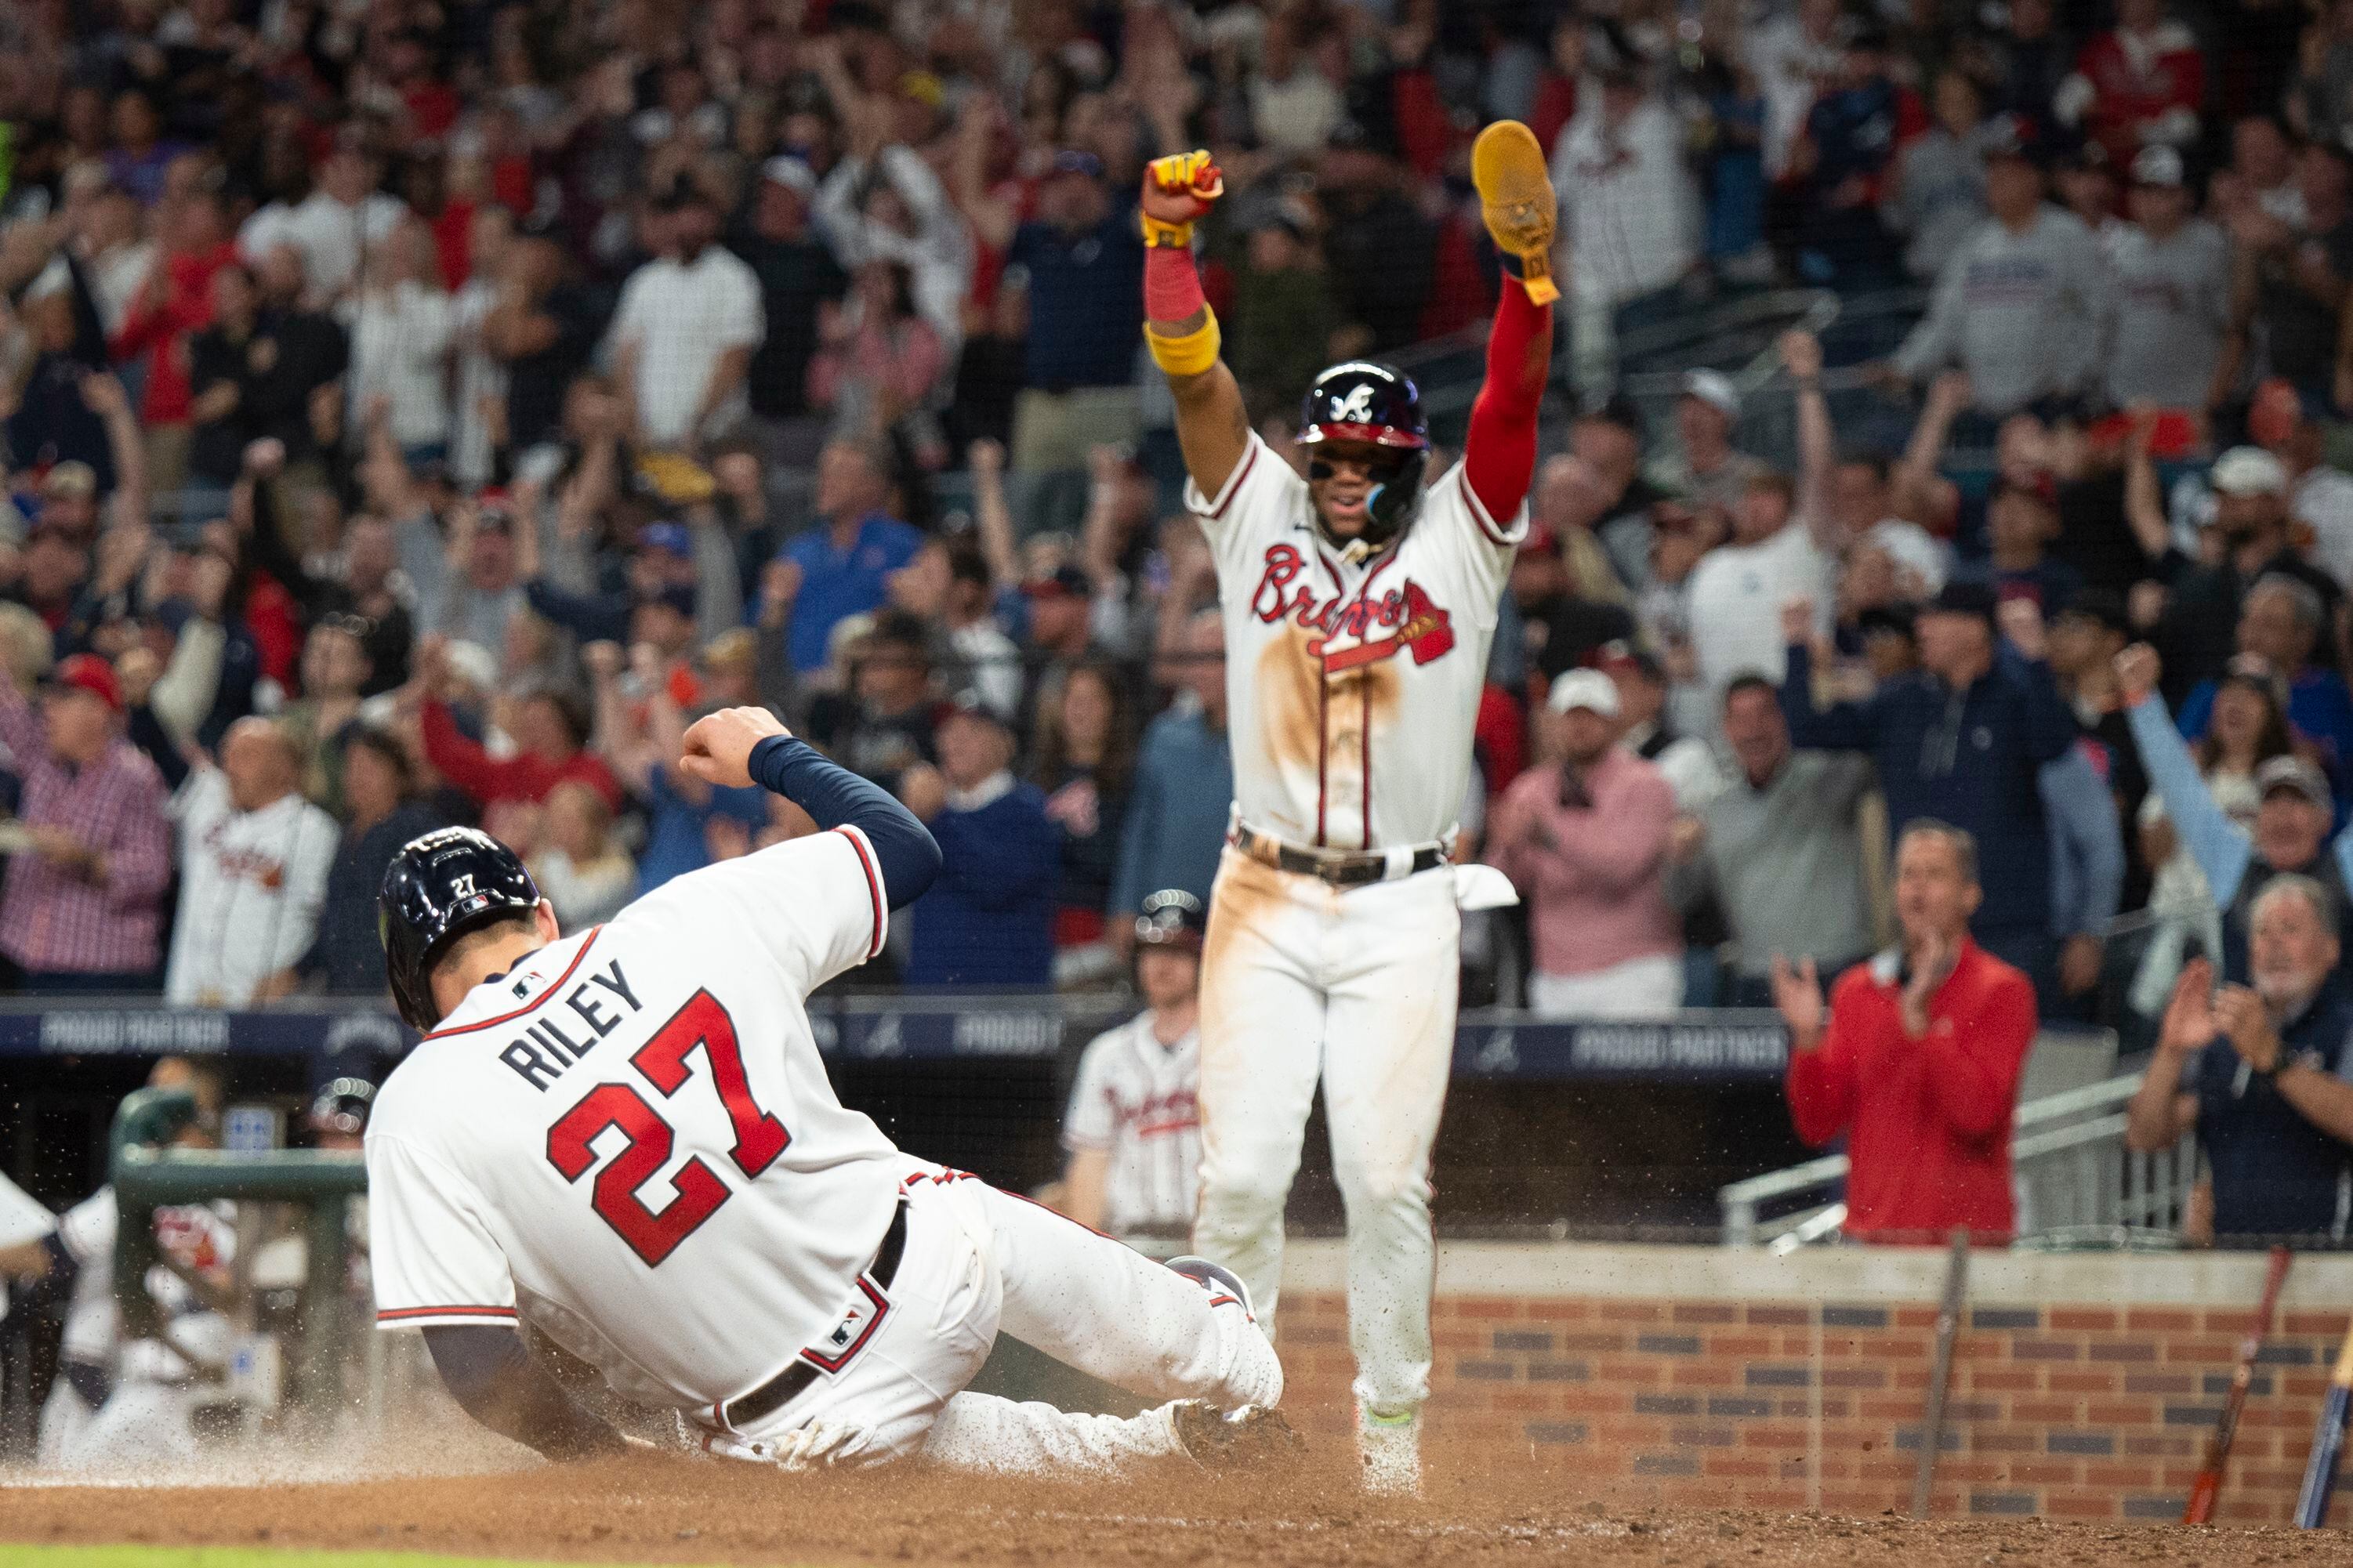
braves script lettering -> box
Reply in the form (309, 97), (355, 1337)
(1247, 544), (1456, 673)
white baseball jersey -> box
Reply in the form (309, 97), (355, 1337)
(55, 1190), (119, 1367)
(366, 826), (906, 1411)
(165, 770), (339, 1007)
(1062, 1011), (1200, 1233)
(51, 1188), (234, 1373)
(1191, 434), (1523, 852)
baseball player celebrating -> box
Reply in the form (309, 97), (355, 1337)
(1060, 890), (1207, 1238)
(1140, 124), (1554, 1492)
(364, 708), (1290, 1473)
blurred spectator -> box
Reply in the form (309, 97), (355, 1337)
(1749, 0), (1848, 183)
(2106, 147), (2231, 413)
(482, 236), (600, 459)
(0, 654), (170, 991)
(814, 142), (969, 357)
(1645, 372), (1767, 516)
(901, 697), (1059, 988)
(1318, 128), (1440, 357)
(110, 185), (236, 497)
(292, 726), (443, 996)
(1679, 675), (1875, 1008)
(607, 179), (763, 454)
(1791, 29), (1916, 289)
(1987, 0), (2076, 132)
(1486, 671), (1680, 1019)
(451, 208), (517, 492)
(1885, 70), (1993, 284)
(277, 613), (372, 813)
(1060, 889), (1205, 1235)
(1231, 208), (1344, 421)
(1004, 152), (1144, 517)
(1601, 643), (1721, 810)
(1687, 332), (1839, 702)
(1113, 610), (1231, 934)
(1551, 63), (1699, 398)
(732, 158), (848, 465)
(1032, 661), (1137, 980)
(1775, 821), (2038, 1242)
(807, 611), (937, 788)
(237, 140), (403, 308)
(889, 527), (1020, 722)
(2123, 643), (2353, 982)
(2127, 896), (2353, 1244)
(413, 637), (621, 813)
(344, 220), (455, 465)
(1783, 585), (2079, 988)
(1891, 124), (2105, 416)
(528, 780), (636, 932)
(1954, 477), (2083, 613)
(2175, 576), (2353, 783)
(807, 259), (949, 458)
(164, 718), (336, 1008)
(763, 439), (924, 675)
(2249, 378), (2353, 589)
(584, 636), (768, 896)
(2058, 0), (2203, 165)
(2222, 143), (2353, 411)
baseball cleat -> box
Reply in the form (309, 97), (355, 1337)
(1358, 1407), (1423, 1497)
(1471, 119), (1561, 305)
(1171, 1400), (1306, 1469)
(1166, 1254), (1256, 1320)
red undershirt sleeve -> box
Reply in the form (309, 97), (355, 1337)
(1462, 277), (1551, 526)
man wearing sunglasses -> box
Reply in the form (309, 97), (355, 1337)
(1137, 125), (1554, 1494)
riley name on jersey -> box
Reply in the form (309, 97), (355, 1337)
(487, 954), (645, 1090)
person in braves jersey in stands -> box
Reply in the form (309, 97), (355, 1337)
(1137, 127), (1551, 1493)
(364, 707), (1292, 1475)
(1060, 890), (1206, 1240)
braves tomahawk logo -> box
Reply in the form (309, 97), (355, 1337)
(1332, 383), (1377, 423)
(1249, 544), (1456, 674)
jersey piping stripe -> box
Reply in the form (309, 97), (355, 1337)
(1205, 442), (1260, 521)
(1461, 469), (1514, 548)
(1361, 673), (1373, 849)
(422, 928), (604, 1041)
(375, 1304), (518, 1323)
(832, 825), (886, 959)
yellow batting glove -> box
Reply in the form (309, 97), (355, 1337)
(1140, 150), (1225, 248)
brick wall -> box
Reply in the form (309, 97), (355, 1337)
(1271, 1242), (2353, 1525)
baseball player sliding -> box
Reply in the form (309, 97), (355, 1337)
(364, 708), (1290, 1474)
(1140, 124), (1554, 1492)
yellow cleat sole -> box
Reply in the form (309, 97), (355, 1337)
(1472, 119), (1561, 306)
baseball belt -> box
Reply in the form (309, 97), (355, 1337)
(719, 1197), (909, 1431)
(1231, 825), (1446, 889)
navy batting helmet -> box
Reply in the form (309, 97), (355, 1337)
(1299, 362), (1430, 548)
(1133, 888), (1207, 953)
(379, 827), (542, 1032)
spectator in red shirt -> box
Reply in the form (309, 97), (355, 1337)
(111, 185), (236, 498)
(1771, 820), (2039, 1243)
(410, 635), (622, 813)
(2059, 0), (2203, 166)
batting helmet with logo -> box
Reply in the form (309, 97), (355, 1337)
(379, 827), (542, 1032)
(1299, 362), (1430, 549)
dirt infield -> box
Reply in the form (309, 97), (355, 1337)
(12, 1439), (2353, 1568)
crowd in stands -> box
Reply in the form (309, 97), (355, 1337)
(7, 0), (2353, 1160)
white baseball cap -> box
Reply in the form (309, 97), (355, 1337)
(1681, 369), (1742, 422)
(1547, 668), (1622, 719)
(2130, 145), (2185, 188)
(2211, 446), (2290, 499)
(761, 156), (818, 200)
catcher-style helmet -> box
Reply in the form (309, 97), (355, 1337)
(1299, 361), (1430, 549)
(1133, 888), (1207, 953)
(379, 827), (542, 1032)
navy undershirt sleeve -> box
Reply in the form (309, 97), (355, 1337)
(749, 734), (942, 909)
(421, 1324), (624, 1460)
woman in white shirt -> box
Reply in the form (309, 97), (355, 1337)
(343, 217), (455, 465)
(527, 780), (637, 932)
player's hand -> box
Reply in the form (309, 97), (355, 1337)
(2115, 643), (2161, 707)
(680, 705), (790, 788)
(1141, 150), (1223, 229)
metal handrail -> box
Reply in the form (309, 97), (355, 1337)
(1718, 1068), (2188, 1247)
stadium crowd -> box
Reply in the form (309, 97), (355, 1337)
(7, 0), (2353, 1215)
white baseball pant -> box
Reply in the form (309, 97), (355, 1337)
(1193, 846), (1461, 1418)
(702, 1159), (1281, 1473)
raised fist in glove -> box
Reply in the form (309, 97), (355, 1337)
(1141, 150), (1224, 246)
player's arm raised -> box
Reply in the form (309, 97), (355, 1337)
(1140, 152), (1249, 501)
(1459, 121), (1559, 530)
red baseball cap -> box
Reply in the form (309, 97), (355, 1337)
(46, 653), (120, 713)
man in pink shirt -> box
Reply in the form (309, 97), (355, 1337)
(1486, 668), (1682, 1017)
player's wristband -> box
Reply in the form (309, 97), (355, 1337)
(1140, 210), (1196, 249)
(1146, 309), (1220, 378)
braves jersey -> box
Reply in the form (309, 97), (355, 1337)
(365, 826), (904, 1410)
(1062, 1011), (1199, 1233)
(164, 770), (339, 1008)
(1191, 434), (1524, 852)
